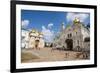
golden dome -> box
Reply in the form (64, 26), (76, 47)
(31, 29), (36, 33)
(29, 29), (44, 37)
(39, 32), (43, 35)
(73, 17), (80, 24)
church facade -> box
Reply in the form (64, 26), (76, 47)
(28, 29), (44, 49)
(21, 29), (45, 49)
(53, 18), (90, 52)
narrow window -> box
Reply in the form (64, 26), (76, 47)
(70, 33), (72, 37)
(77, 40), (79, 45)
(76, 32), (77, 35)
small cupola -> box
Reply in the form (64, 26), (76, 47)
(73, 17), (80, 24)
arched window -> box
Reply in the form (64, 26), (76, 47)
(67, 33), (72, 38)
(77, 40), (79, 45)
(84, 37), (90, 42)
(70, 33), (72, 37)
(76, 32), (77, 35)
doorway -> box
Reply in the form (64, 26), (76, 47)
(65, 39), (73, 50)
(35, 40), (39, 48)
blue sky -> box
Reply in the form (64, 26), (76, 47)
(21, 10), (67, 32)
(21, 10), (90, 42)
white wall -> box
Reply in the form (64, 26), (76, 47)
(0, 0), (99, 73)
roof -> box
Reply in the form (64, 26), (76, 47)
(29, 29), (43, 37)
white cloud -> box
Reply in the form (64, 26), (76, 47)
(42, 26), (46, 30)
(66, 13), (89, 23)
(22, 20), (29, 28)
(48, 23), (53, 29)
(42, 23), (54, 42)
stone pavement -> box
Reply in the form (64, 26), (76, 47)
(21, 47), (89, 63)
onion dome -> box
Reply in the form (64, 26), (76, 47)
(73, 17), (80, 24)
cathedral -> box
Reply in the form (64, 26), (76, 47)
(21, 29), (45, 49)
(28, 29), (44, 49)
(53, 18), (90, 52)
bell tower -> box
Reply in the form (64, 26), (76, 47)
(61, 22), (65, 31)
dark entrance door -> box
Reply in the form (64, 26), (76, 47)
(35, 40), (39, 48)
(65, 39), (73, 50)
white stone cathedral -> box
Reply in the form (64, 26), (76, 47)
(53, 18), (90, 52)
(21, 29), (45, 49)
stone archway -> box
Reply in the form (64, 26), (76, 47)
(65, 39), (73, 50)
(35, 40), (39, 49)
